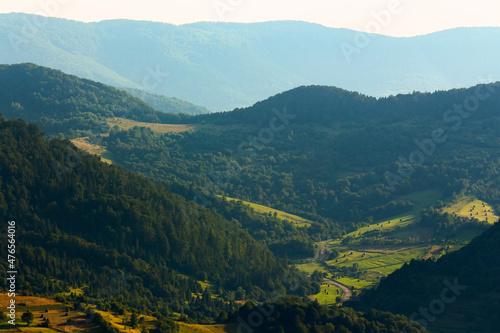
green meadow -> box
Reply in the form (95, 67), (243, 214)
(442, 196), (498, 223)
(220, 196), (313, 227)
(309, 282), (344, 305)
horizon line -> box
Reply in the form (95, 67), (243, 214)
(2, 11), (500, 38)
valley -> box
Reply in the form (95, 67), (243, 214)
(1, 63), (500, 332)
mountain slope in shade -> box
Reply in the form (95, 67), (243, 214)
(1, 13), (500, 110)
(360, 221), (500, 332)
(0, 115), (318, 320)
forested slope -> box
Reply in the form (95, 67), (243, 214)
(0, 115), (316, 321)
(0, 63), (189, 137)
(361, 221), (500, 332)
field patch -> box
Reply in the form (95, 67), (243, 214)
(179, 322), (236, 333)
(107, 117), (196, 134)
(0, 294), (59, 308)
(334, 277), (373, 292)
(221, 196), (313, 227)
(0, 294), (97, 333)
(442, 196), (498, 224)
(335, 189), (442, 241)
(295, 262), (328, 275)
(327, 246), (429, 277)
(71, 137), (113, 164)
(309, 282), (344, 305)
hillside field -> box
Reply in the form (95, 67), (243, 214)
(0, 294), (97, 333)
(299, 191), (493, 297)
(221, 196), (313, 228)
(107, 117), (196, 134)
(442, 196), (498, 223)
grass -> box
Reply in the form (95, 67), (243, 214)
(340, 246), (427, 276)
(91, 308), (142, 333)
(0, 294), (59, 307)
(301, 190), (446, 294)
(197, 280), (213, 292)
(0, 294), (98, 333)
(71, 118), (198, 163)
(57, 287), (85, 298)
(221, 196), (313, 227)
(309, 282), (343, 305)
(326, 245), (434, 278)
(336, 277), (373, 291)
(107, 117), (196, 134)
(178, 322), (236, 333)
(334, 189), (442, 242)
(442, 196), (498, 224)
(71, 137), (113, 164)
(295, 262), (327, 275)
(0, 294), (237, 333)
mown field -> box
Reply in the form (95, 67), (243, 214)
(309, 281), (344, 306)
(107, 117), (196, 134)
(442, 196), (498, 223)
(299, 190), (495, 300)
(178, 322), (236, 333)
(220, 196), (313, 227)
(0, 295), (235, 333)
(0, 294), (98, 333)
(71, 137), (113, 164)
(337, 189), (441, 241)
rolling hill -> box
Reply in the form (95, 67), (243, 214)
(0, 115), (319, 322)
(2, 64), (500, 308)
(1, 13), (500, 110)
(2, 64), (499, 245)
(0, 63), (191, 137)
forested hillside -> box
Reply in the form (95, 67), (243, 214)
(0, 115), (318, 322)
(0, 63), (189, 137)
(227, 297), (427, 333)
(104, 83), (500, 227)
(360, 221), (500, 332)
(3, 64), (500, 257)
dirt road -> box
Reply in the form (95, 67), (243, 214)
(324, 278), (351, 303)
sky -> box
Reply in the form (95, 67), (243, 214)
(1, 0), (500, 37)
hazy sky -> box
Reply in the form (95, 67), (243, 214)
(1, 0), (500, 37)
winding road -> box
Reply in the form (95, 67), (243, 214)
(323, 278), (351, 303)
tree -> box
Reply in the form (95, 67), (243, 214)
(21, 310), (34, 326)
(42, 318), (51, 327)
(216, 311), (228, 323)
(130, 312), (139, 329)
(21, 283), (33, 296)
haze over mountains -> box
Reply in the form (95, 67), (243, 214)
(1, 6), (500, 331)
(1, 13), (500, 111)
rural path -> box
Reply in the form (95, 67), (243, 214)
(315, 243), (328, 262)
(324, 278), (351, 303)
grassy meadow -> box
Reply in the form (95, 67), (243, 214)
(221, 196), (313, 227)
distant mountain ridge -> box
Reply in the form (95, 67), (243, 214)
(1, 13), (500, 110)
(123, 87), (211, 115)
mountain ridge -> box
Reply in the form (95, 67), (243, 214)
(2, 13), (500, 110)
